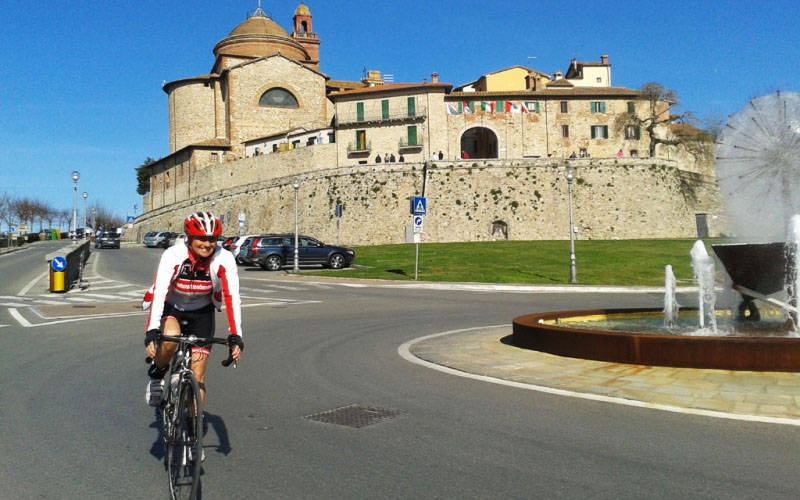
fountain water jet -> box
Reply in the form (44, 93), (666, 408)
(663, 265), (679, 329)
(690, 241), (717, 332)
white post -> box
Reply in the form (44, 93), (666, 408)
(293, 180), (300, 273)
(566, 165), (577, 283)
(82, 192), (88, 237)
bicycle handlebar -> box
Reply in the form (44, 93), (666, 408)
(146, 335), (237, 367)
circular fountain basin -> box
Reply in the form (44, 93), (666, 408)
(513, 308), (800, 371)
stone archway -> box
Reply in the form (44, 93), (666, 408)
(460, 127), (498, 159)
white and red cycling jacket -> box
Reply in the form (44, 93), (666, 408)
(143, 243), (243, 338)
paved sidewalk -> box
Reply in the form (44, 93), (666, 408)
(408, 325), (800, 424)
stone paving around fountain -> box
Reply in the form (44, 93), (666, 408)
(408, 325), (800, 424)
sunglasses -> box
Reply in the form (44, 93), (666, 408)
(194, 236), (216, 243)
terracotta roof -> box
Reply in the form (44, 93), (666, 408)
(669, 123), (707, 137)
(546, 79), (574, 88)
(163, 74), (218, 93)
(447, 87), (640, 98)
(225, 53), (329, 79)
(191, 139), (231, 147)
(328, 82), (452, 98)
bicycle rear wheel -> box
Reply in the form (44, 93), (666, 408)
(166, 374), (203, 499)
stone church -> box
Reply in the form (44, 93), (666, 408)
(138, 3), (721, 245)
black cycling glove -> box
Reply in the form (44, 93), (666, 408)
(145, 329), (161, 346)
(228, 334), (244, 351)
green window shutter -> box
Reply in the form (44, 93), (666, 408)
(600, 102), (606, 113)
(408, 125), (417, 146)
(591, 102), (596, 113)
(590, 126), (596, 139)
(535, 101), (540, 113)
(407, 97), (415, 117)
(458, 102), (463, 112)
(496, 101), (503, 113)
(627, 101), (635, 114)
(356, 102), (364, 122)
(603, 126), (609, 139)
(635, 127), (640, 140)
(382, 99), (389, 119)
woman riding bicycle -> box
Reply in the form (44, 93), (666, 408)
(144, 211), (244, 407)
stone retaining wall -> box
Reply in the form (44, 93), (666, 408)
(134, 157), (724, 245)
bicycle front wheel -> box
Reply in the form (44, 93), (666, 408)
(165, 374), (203, 500)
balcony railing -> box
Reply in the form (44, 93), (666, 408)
(347, 140), (371, 153)
(398, 137), (424, 150)
(336, 107), (427, 127)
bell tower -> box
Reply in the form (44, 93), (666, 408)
(291, 2), (320, 70)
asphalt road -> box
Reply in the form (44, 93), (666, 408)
(1, 242), (799, 498)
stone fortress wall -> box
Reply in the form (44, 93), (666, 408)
(135, 148), (723, 245)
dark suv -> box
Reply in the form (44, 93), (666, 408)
(246, 235), (355, 271)
(95, 231), (121, 249)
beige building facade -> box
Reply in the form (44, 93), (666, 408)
(137, 4), (722, 244)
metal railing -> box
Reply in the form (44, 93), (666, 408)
(398, 137), (424, 149)
(347, 140), (372, 153)
(336, 107), (427, 127)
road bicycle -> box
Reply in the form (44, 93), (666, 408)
(150, 334), (235, 500)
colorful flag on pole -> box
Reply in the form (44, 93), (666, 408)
(463, 101), (473, 114)
(504, 101), (512, 113)
(446, 103), (459, 115)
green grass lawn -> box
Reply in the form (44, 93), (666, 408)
(306, 239), (713, 286)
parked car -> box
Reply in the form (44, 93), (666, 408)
(144, 231), (172, 248)
(246, 234), (355, 271)
(221, 236), (236, 251)
(230, 234), (260, 261)
(95, 231), (121, 249)
(166, 233), (186, 247)
(234, 235), (261, 265)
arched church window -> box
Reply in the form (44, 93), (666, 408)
(259, 87), (299, 108)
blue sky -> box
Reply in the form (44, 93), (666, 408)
(1, 0), (797, 230)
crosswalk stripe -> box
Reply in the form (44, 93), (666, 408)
(1, 302), (29, 307)
(89, 284), (134, 290)
(65, 297), (95, 302)
(75, 293), (130, 300)
(33, 299), (66, 305)
(118, 290), (146, 296)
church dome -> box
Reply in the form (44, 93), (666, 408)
(295, 3), (310, 16)
(227, 13), (291, 38)
(213, 8), (309, 64)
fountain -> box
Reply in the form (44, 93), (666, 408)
(514, 91), (800, 371)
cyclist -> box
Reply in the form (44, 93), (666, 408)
(143, 211), (244, 408)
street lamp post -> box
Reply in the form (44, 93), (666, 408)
(91, 207), (97, 233)
(566, 165), (577, 283)
(82, 192), (88, 237)
(71, 171), (79, 241)
(293, 180), (300, 273)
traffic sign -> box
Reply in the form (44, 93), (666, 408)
(411, 196), (427, 215)
(126, 215), (135, 223)
(413, 215), (424, 233)
(9, 226), (15, 233)
(51, 256), (67, 272)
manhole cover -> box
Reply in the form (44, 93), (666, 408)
(304, 404), (399, 428)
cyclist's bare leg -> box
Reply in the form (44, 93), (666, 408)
(154, 316), (180, 369)
(191, 352), (208, 407)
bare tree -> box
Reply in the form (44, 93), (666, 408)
(0, 192), (13, 231)
(14, 198), (36, 232)
(92, 203), (125, 230)
(615, 82), (685, 157)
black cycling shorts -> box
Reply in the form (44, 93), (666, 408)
(160, 302), (215, 354)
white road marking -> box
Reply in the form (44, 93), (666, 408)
(1, 302), (29, 308)
(89, 284), (138, 290)
(64, 297), (95, 302)
(240, 287), (275, 294)
(0, 324), (8, 328)
(78, 293), (131, 300)
(18, 270), (48, 296)
(398, 326), (800, 427)
(9, 308), (32, 327)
